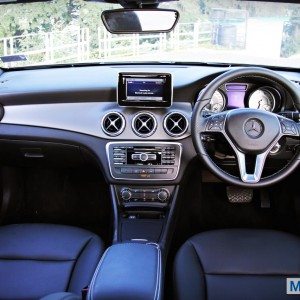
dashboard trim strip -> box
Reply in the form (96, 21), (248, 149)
(1, 102), (192, 140)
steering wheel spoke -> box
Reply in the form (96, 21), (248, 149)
(223, 130), (282, 183)
(234, 149), (268, 183)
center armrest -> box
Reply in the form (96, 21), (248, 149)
(87, 242), (162, 300)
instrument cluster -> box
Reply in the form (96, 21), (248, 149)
(202, 83), (283, 113)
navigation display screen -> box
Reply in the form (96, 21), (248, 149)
(126, 78), (164, 101)
(118, 73), (172, 107)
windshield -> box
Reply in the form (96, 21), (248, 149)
(0, 0), (299, 69)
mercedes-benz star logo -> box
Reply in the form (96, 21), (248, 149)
(244, 119), (264, 138)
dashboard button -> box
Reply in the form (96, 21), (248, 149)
(121, 168), (132, 174)
(157, 189), (169, 202)
(131, 154), (140, 160)
(147, 154), (157, 160)
(120, 189), (132, 201)
(154, 168), (162, 174)
(140, 153), (149, 161)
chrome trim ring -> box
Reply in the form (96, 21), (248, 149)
(101, 112), (126, 137)
(132, 112), (157, 138)
(163, 112), (189, 137)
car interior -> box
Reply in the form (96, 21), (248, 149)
(0, 0), (299, 299)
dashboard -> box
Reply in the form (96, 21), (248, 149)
(0, 64), (299, 185)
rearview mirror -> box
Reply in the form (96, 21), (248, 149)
(101, 9), (179, 34)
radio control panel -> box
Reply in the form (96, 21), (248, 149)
(106, 142), (182, 180)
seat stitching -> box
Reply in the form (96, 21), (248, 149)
(66, 236), (94, 292)
(88, 246), (111, 300)
(189, 241), (208, 300)
(153, 246), (161, 300)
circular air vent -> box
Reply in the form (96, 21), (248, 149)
(164, 112), (188, 137)
(101, 112), (125, 136)
(132, 112), (157, 137)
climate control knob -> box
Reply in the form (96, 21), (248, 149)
(157, 189), (169, 202)
(120, 189), (132, 201)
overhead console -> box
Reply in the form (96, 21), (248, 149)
(118, 72), (172, 107)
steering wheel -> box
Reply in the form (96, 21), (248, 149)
(192, 67), (300, 187)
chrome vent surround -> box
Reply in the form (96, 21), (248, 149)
(101, 112), (125, 136)
(164, 112), (188, 137)
(132, 112), (157, 137)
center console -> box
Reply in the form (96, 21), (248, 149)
(104, 72), (186, 250)
(99, 72), (185, 300)
(107, 140), (181, 243)
(107, 142), (181, 245)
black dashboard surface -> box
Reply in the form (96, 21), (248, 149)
(0, 64), (299, 106)
(0, 64), (298, 185)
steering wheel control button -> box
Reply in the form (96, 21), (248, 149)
(280, 119), (297, 136)
(207, 115), (225, 131)
(244, 118), (264, 139)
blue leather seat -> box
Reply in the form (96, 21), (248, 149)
(174, 229), (300, 300)
(0, 223), (104, 299)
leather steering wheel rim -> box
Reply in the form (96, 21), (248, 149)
(191, 67), (300, 188)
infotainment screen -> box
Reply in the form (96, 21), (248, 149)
(118, 73), (172, 107)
